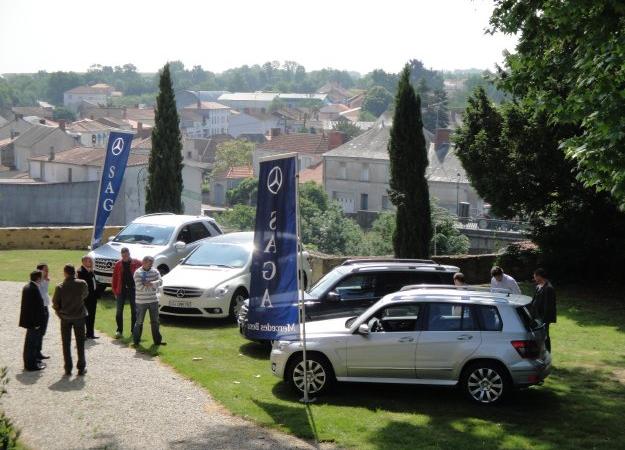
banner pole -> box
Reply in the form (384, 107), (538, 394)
(294, 170), (312, 403)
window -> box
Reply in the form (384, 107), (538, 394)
(477, 305), (503, 331)
(370, 303), (421, 332)
(382, 195), (391, 210)
(426, 303), (478, 331)
(334, 274), (377, 301)
(360, 193), (368, 210)
(338, 162), (347, 179)
(188, 222), (211, 241)
(361, 163), (370, 181)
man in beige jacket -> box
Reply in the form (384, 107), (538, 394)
(52, 264), (89, 376)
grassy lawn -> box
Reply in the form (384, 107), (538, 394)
(2, 250), (625, 449)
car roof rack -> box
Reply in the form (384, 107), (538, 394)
(140, 212), (175, 217)
(398, 284), (512, 296)
(341, 258), (437, 266)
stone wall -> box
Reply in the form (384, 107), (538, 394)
(307, 252), (499, 285)
(0, 226), (124, 250)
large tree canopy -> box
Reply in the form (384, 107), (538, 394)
(490, 0), (625, 207)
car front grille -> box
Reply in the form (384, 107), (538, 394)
(162, 286), (204, 298)
(94, 258), (117, 273)
(160, 306), (204, 315)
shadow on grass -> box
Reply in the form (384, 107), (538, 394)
(263, 365), (625, 449)
(239, 341), (271, 360)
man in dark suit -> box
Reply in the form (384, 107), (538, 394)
(531, 268), (557, 352)
(78, 256), (100, 339)
(19, 271), (47, 371)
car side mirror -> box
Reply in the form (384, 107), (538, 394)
(174, 241), (186, 252)
(179, 258), (185, 264)
(108, 236), (115, 242)
(358, 323), (370, 336)
(326, 291), (340, 302)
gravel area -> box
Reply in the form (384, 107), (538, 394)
(0, 281), (323, 450)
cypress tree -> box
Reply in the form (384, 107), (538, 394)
(145, 63), (183, 214)
(388, 64), (432, 258)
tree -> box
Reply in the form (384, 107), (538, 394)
(332, 121), (362, 141)
(431, 204), (469, 255)
(362, 86), (393, 117)
(489, 0), (625, 208)
(226, 177), (258, 206)
(454, 87), (625, 280)
(388, 65), (432, 258)
(52, 107), (76, 122)
(212, 140), (254, 177)
(422, 88), (449, 131)
(145, 63), (184, 214)
(219, 204), (256, 231)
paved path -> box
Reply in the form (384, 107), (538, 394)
(0, 281), (320, 450)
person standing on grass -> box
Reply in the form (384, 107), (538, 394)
(19, 270), (47, 372)
(78, 256), (100, 339)
(531, 268), (557, 352)
(52, 264), (89, 376)
(132, 256), (166, 347)
(111, 247), (141, 339)
(35, 263), (51, 361)
(490, 266), (521, 294)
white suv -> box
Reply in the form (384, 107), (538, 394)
(159, 232), (313, 320)
(89, 213), (223, 285)
(271, 286), (551, 404)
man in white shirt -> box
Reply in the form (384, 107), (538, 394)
(490, 266), (521, 294)
(36, 263), (51, 361)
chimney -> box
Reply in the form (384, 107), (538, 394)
(123, 107), (127, 119)
(58, 120), (66, 131)
(434, 128), (451, 147)
(327, 130), (346, 150)
(137, 121), (143, 134)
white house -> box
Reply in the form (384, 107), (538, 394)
(180, 101), (230, 138)
(1, 124), (77, 171)
(66, 119), (119, 148)
(64, 84), (115, 111)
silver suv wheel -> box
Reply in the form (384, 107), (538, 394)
(292, 359), (327, 394)
(462, 363), (508, 404)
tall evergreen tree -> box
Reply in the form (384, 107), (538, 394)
(146, 63), (183, 214)
(388, 64), (432, 258)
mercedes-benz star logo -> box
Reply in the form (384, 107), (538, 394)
(267, 166), (283, 194)
(111, 137), (125, 156)
(105, 261), (113, 269)
(176, 289), (186, 298)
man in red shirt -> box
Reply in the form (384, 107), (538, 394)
(111, 247), (141, 338)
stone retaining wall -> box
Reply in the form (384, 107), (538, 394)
(307, 252), (499, 284)
(0, 226), (124, 250)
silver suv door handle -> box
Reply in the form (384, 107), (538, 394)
(457, 335), (474, 341)
(398, 337), (414, 343)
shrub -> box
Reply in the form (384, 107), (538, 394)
(496, 241), (542, 281)
(0, 367), (19, 450)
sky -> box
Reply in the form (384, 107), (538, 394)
(0, 0), (517, 75)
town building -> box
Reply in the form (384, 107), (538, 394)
(180, 101), (230, 138)
(175, 90), (229, 110)
(323, 118), (484, 216)
(66, 119), (119, 148)
(316, 82), (351, 104)
(63, 84), (115, 111)
(217, 92), (327, 111)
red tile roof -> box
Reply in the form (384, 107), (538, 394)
(299, 161), (323, 184)
(257, 133), (329, 155)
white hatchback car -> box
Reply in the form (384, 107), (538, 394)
(159, 232), (313, 321)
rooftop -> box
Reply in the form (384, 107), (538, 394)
(257, 132), (329, 155)
(184, 101), (230, 110)
(299, 161), (323, 184)
(216, 165), (254, 180)
(65, 84), (113, 95)
(29, 147), (148, 167)
(13, 124), (61, 148)
(67, 119), (116, 133)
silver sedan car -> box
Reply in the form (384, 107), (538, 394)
(270, 286), (551, 404)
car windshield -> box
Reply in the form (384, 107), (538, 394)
(113, 223), (174, 245)
(308, 266), (349, 298)
(184, 242), (251, 268)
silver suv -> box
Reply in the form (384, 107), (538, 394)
(89, 213), (223, 285)
(270, 286), (551, 404)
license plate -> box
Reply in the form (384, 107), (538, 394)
(171, 300), (192, 308)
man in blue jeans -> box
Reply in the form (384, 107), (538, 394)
(132, 256), (166, 347)
(111, 248), (141, 339)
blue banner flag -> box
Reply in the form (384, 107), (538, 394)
(91, 131), (134, 249)
(245, 155), (300, 341)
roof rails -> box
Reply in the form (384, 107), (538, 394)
(341, 258), (437, 266)
(398, 284), (512, 296)
(139, 212), (176, 217)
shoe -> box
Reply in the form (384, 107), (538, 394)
(77, 369), (87, 376)
(156, 341), (167, 346)
(90, 336), (100, 339)
(115, 332), (122, 339)
(64, 370), (72, 376)
(25, 363), (46, 371)
(38, 354), (50, 360)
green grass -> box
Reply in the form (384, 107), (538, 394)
(2, 250), (625, 449)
